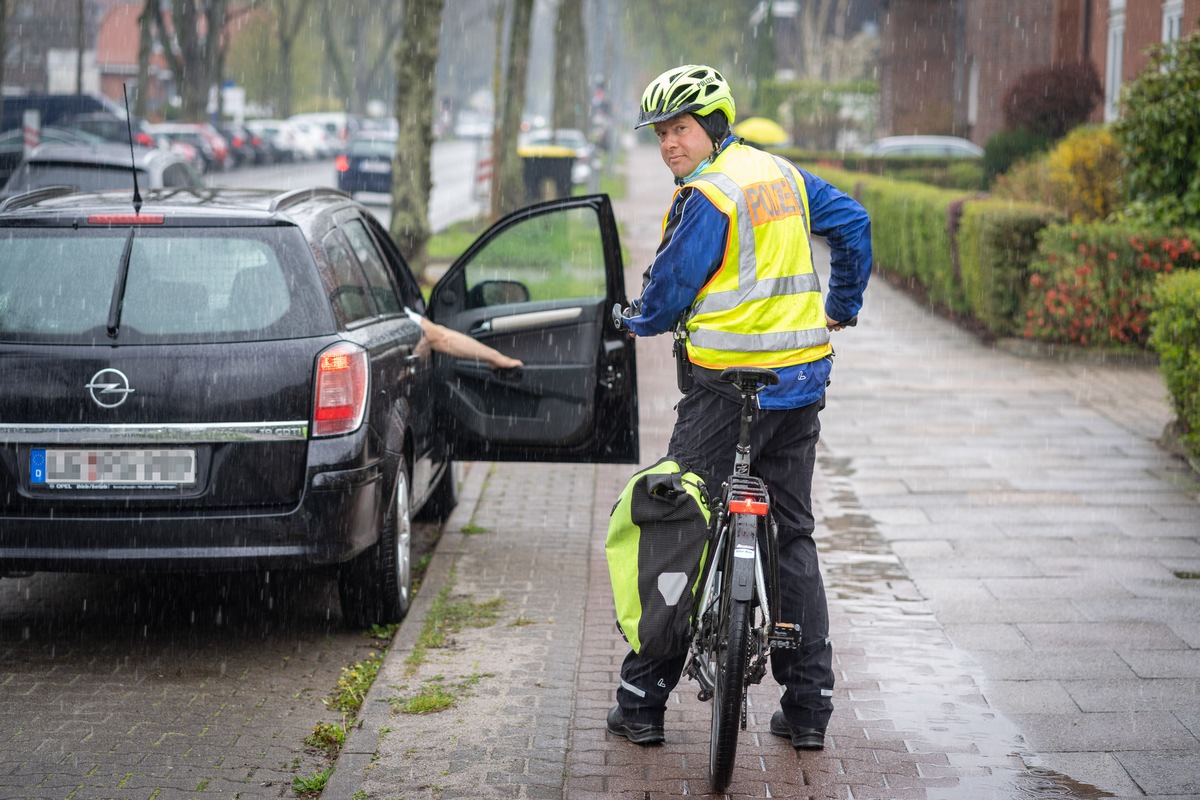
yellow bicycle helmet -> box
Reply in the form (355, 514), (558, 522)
(635, 64), (737, 130)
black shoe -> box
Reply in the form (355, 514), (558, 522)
(770, 710), (825, 750)
(607, 705), (665, 745)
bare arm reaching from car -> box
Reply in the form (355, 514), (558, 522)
(415, 315), (523, 370)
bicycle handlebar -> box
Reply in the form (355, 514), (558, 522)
(612, 303), (627, 331)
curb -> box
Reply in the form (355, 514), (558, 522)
(321, 460), (489, 799)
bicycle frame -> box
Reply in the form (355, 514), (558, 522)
(684, 368), (800, 791)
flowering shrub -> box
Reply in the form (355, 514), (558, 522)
(992, 126), (1122, 223)
(1023, 224), (1200, 347)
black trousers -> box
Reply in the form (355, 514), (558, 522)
(616, 383), (835, 730)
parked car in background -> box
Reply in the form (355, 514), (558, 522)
(245, 119), (298, 163)
(335, 131), (397, 197)
(149, 122), (231, 173)
(217, 123), (266, 167)
(285, 119), (331, 160)
(454, 109), (493, 140)
(0, 93), (122, 133)
(0, 186), (637, 627)
(0, 142), (203, 198)
(58, 112), (158, 149)
(0, 125), (104, 185)
(289, 112), (359, 154)
(861, 135), (984, 158)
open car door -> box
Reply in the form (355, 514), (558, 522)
(427, 194), (638, 463)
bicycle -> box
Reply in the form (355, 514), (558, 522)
(611, 305), (854, 790)
(683, 365), (799, 792)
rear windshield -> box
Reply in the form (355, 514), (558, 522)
(348, 138), (396, 158)
(0, 226), (335, 344)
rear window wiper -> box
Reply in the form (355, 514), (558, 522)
(106, 228), (136, 339)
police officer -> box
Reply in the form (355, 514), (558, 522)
(608, 64), (872, 750)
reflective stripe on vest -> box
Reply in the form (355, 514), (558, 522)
(681, 147), (831, 367)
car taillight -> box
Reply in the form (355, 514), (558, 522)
(312, 342), (369, 437)
(334, 154), (350, 172)
(87, 213), (165, 225)
(135, 132), (155, 147)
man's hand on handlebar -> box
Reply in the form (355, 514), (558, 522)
(826, 314), (858, 331)
(612, 303), (637, 336)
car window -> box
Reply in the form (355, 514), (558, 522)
(0, 227), (333, 344)
(321, 230), (374, 323)
(348, 138), (395, 158)
(341, 218), (401, 316)
(462, 205), (606, 309)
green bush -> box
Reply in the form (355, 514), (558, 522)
(1022, 224), (1200, 348)
(1112, 31), (1200, 228)
(983, 128), (1050, 182)
(992, 125), (1122, 223)
(957, 200), (1063, 336)
(1150, 270), (1200, 460)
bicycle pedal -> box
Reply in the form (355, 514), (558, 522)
(768, 622), (802, 649)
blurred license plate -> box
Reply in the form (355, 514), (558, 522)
(30, 448), (196, 487)
(358, 160), (390, 173)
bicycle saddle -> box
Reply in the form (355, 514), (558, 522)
(717, 367), (780, 391)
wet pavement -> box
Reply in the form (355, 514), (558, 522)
(324, 144), (1200, 799)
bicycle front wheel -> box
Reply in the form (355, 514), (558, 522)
(709, 594), (752, 791)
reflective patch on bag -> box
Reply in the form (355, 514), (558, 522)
(658, 572), (689, 606)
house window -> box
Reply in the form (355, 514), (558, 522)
(1104, 1), (1125, 121)
(1163, 0), (1184, 43)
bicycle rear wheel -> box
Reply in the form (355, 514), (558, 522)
(709, 591), (751, 791)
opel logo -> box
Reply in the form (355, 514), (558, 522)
(86, 368), (135, 409)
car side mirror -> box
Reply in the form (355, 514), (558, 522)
(466, 279), (530, 309)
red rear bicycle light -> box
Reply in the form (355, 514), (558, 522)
(313, 342), (369, 437)
(729, 499), (769, 515)
(334, 154), (350, 173)
(87, 213), (165, 225)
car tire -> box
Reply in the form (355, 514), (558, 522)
(338, 462), (412, 628)
(417, 461), (459, 523)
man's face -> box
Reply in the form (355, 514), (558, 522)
(652, 114), (712, 179)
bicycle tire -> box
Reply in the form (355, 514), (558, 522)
(709, 591), (752, 791)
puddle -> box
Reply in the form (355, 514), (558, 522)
(815, 453), (1114, 800)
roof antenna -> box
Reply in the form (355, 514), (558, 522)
(122, 84), (142, 215)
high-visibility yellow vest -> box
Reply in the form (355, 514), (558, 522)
(676, 144), (831, 370)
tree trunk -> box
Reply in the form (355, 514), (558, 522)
(1, 1), (9, 100)
(156, 0), (229, 121)
(490, 0), (533, 220)
(135, 0), (157, 119)
(75, 0), (84, 95)
(273, 0), (314, 118)
(390, 0), (444, 271)
(551, 0), (587, 134)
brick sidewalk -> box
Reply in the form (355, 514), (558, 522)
(325, 145), (1199, 800)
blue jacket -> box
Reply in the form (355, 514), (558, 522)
(624, 139), (872, 410)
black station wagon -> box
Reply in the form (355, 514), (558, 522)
(0, 186), (638, 626)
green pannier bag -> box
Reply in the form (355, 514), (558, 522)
(606, 457), (711, 659)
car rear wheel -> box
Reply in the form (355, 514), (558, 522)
(338, 463), (412, 628)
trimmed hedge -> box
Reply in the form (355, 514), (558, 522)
(804, 164), (1200, 461)
(957, 199), (1064, 336)
(808, 167), (1053, 327)
(1150, 270), (1200, 461)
